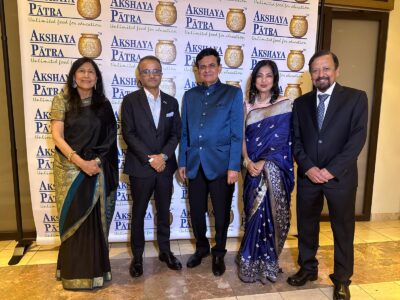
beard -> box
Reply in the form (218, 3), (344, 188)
(314, 77), (332, 92)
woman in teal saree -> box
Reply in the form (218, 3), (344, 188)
(51, 57), (118, 290)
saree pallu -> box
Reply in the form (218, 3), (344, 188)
(238, 99), (294, 283)
(52, 94), (118, 290)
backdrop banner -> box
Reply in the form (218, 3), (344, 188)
(17, 0), (318, 244)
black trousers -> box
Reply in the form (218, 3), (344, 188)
(129, 174), (173, 257)
(188, 166), (234, 257)
(296, 183), (356, 285)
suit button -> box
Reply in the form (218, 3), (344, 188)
(200, 123), (203, 127)
(200, 147), (203, 150)
(202, 112), (206, 116)
(199, 135), (202, 138)
(318, 140), (323, 144)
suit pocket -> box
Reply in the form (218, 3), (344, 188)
(216, 144), (230, 152)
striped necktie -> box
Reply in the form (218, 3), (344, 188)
(317, 93), (329, 130)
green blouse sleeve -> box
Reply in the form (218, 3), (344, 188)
(51, 93), (67, 121)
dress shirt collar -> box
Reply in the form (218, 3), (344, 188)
(143, 88), (161, 101)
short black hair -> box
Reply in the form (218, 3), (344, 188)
(138, 55), (162, 71)
(195, 48), (221, 67)
(308, 50), (339, 71)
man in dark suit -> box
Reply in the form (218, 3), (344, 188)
(121, 56), (182, 277)
(287, 50), (368, 300)
(178, 48), (243, 276)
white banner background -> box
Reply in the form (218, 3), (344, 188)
(17, 0), (318, 244)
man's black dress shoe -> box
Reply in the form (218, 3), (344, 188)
(129, 256), (143, 277)
(159, 252), (182, 270)
(333, 283), (350, 300)
(212, 255), (226, 276)
(287, 269), (318, 286)
(186, 250), (210, 268)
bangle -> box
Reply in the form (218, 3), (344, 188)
(243, 157), (250, 168)
(67, 150), (76, 161)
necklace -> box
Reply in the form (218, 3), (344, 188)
(255, 95), (271, 104)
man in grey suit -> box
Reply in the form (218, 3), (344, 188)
(287, 50), (368, 300)
(121, 56), (182, 277)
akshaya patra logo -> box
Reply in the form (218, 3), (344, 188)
(39, 180), (56, 205)
(250, 47), (286, 69)
(114, 210), (132, 231)
(36, 145), (54, 172)
(252, 11), (288, 37)
(34, 108), (51, 137)
(29, 2), (64, 18)
(116, 180), (131, 203)
(110, 0), (153, 24)
(111, 35), (153, 63)
(111, 73), (138, 100)
(30, 29), (75, 59)
(184, 42), (223, 67)
(43, 213), (59, 234)
(32, 70), (67, 100)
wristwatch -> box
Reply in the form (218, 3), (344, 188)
(161, 153), (168, 161)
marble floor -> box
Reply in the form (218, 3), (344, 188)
(1, 220), (400, 299)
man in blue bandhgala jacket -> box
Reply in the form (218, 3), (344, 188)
(178, 48), (243, 276)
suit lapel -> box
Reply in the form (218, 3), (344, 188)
(138, 89), (157, 131)
(157, 92), (168, 133)
(320, 83), (342, 132)
(307, 90), (319, 131)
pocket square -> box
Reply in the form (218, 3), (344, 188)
(166, 112), (174, 117)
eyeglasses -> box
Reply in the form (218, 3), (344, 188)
(140, 69), (162, 76)
(198, 63), (219, 71)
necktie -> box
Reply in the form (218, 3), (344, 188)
(317, 93), (329, 130)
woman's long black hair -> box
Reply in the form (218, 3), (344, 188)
(65, 57), (105, 112)
(248, 59), (280, 105)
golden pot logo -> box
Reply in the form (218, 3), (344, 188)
(155, 40), (176, 64)
(284, 83), (302, 100)
(226, 8), (246, 32)
(289, 16), (308, 38)
(160, 78), (176, 97)
(78, 33), (102, 58)
(226, 81), (241, 88)
(224, 45), (243, 68)
(77, 0), (101, 20)
(155, 1), (177, 26)
(230, 210), (234, 224)
(287, 50), (305, 72)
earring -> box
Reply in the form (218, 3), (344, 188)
(72, 79), (77, 88)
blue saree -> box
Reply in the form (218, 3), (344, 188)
(238, 99), (294, 283)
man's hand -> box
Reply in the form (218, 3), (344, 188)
(320, 168), (334, 180)
(305, 166), (330, 184)
(178, 167), (187, 181)
(227, 170), (239, 185)
(148, 154), (165, 173)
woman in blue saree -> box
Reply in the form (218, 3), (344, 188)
(238, 60), (294, 283)
(51, 57), (118, 290)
